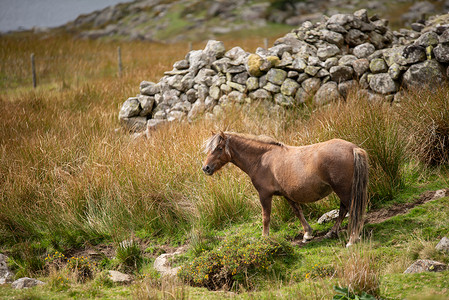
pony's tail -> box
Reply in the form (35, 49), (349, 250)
(347, 147), (369, 247)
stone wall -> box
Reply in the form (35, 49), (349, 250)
(119, 10), (449, 133)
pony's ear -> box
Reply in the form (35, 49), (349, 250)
(211, 130), (216, 136)
(219, 131), (226, 139)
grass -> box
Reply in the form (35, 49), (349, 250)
(1, 32), (449, 299)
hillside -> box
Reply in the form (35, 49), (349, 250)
(61, 0), (449, 42)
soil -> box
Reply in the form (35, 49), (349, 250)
(292, 188), (448, 245)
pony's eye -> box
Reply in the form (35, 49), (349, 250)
(217, 146), (223, 151)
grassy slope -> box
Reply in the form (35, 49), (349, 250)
(1, 33), (449, 299)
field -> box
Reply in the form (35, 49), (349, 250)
(1, 32), (449, 299)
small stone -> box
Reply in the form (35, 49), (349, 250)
(324, 57), (339, 70)
(11, 277), (45, 289)
(435, 237), (449, 253)
(138, 95), (155, 117)
(404, 259), (447, 274)
(411, 23), (425, 32)
(353, 43), (375, 58)
(302, 78), (321, 93)
(228, 91), (245, 103)
(140, 81), (160, 96)
(263, 82), (281, 93)
(109, 270), (133, 284)
(434, 44), (449, 63)
(246, 77), (259, 91)
(305, 65), (321, 76)
(321, 29), (344, 47)
(173, 59), (189, 70)
(414, 32), (439, 48)
(369, 58), (388, 74)
(249, 89), (272, 101)
(246, 54), (264, 77)
(266, 68), (287, 85)
(314, 81), (342, 105)
(119, 97), (141, 119)
(369, 73), (398, 94)
(317, 44), (341, 60)
(280, 78), (300, 96)
(227, 81), (246, 93)
(291, 58), (307, 72)
(0, 254), (13, 284)
(338, 55), (357, 67)
(274, 93), (294, 107)
(330, 65), (353, 82)
(403, 60), (446, 88)
(388, 63), (403, 80)
(352, 58), (370, 77)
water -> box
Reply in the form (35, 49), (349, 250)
(0, 0), (131, 33)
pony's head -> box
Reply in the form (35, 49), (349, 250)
(202, 131), (231, 175)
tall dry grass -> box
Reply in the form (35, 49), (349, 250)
(1, 33), (448, 256)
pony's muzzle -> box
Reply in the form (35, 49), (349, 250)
(202, 165), (214, 175)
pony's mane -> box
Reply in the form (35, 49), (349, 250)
(203, 132), (283, 153)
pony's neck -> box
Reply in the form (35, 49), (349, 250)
(227, 135), (273, 176)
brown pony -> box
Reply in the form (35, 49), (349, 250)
(202, 132), (369, 247)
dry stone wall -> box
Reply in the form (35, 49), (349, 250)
(119, 10), (449, 133)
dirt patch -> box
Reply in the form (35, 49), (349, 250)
(291, 188), (448, 246)
(365, 188), (449, 224)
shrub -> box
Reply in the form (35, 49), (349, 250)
(178, 234), (293, 290)
(66, 255), (97, 282)
(115, 239), (143, 271)
(399, 87), (449, 166)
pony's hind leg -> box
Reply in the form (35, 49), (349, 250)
(324, 203), (348, 239)
(286, 198), (313, 242)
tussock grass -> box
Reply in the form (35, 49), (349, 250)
(1, 33), (449, 300)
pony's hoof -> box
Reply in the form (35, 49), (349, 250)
(346, 242), (353, 248)
(302, 233), (313, 243)
(324, 231), (338, 239)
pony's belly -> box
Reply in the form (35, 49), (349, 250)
(285, 181), (332, 203)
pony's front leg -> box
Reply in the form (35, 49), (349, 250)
(259, 193), (273, 236)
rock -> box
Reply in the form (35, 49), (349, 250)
(154, 248), (184, 277)
(330, 65), (354, 82)
(167, 110), (186, 122)
(435, 237), (449, 253)
(431, 189), (447, 200)
(280, 79), (300, 96)
(11, 277), (45, 289)
(266, 68), (287, 85)
(434, 44), (449, 63)
(291, 58), (307, 72)
(324, 57), (339, 70)
(187, 50), (207, 76)
(204, 40), (226, 60)
(225, 46), (249, 65)
(119, 97), (141, 119)
(321, 29), (344, 47)
(314, 82), (342, 105)
(138, 95), (155, 117)
(352, 58), (370, 77)
(440, 29), (449, 44)
(317, 209), (349, 224)
(146, 119), (167, 134)
(187, 99), (205, 121)
(0, 254), (13, 284)
(404, 259), (447, 274)
(264, 82), (281, 93)
(338, 80), (357, 99)
(302, 78), (321, 93)
(384, 46), (426, 66)
(228, 91), (245, 103)
(345, 29), (368, 46)
(414, 32), (439, 48)
(317, 44), (341, 60)
(338, 55), (357, 67)
(411, 23), (425, 32)
(274, 93), (294, 107)
(369, 73), (398, 94)
(173, 59), (189, 70)
(353, 43), (375, 58)
(120, 116), (147, 132)
(249, 89), (272, 101)
(227, 81), (246, 93)
(388, 63), (404, 80)
(209, 85), (221, 100)
(140, 81), (160, 96)
(403, 60), (446, 88)
(305, 65), (321, 76)
(369, 58), (388, 74)
(108, 270), (133, 284)
(246, 54), (264, 77)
